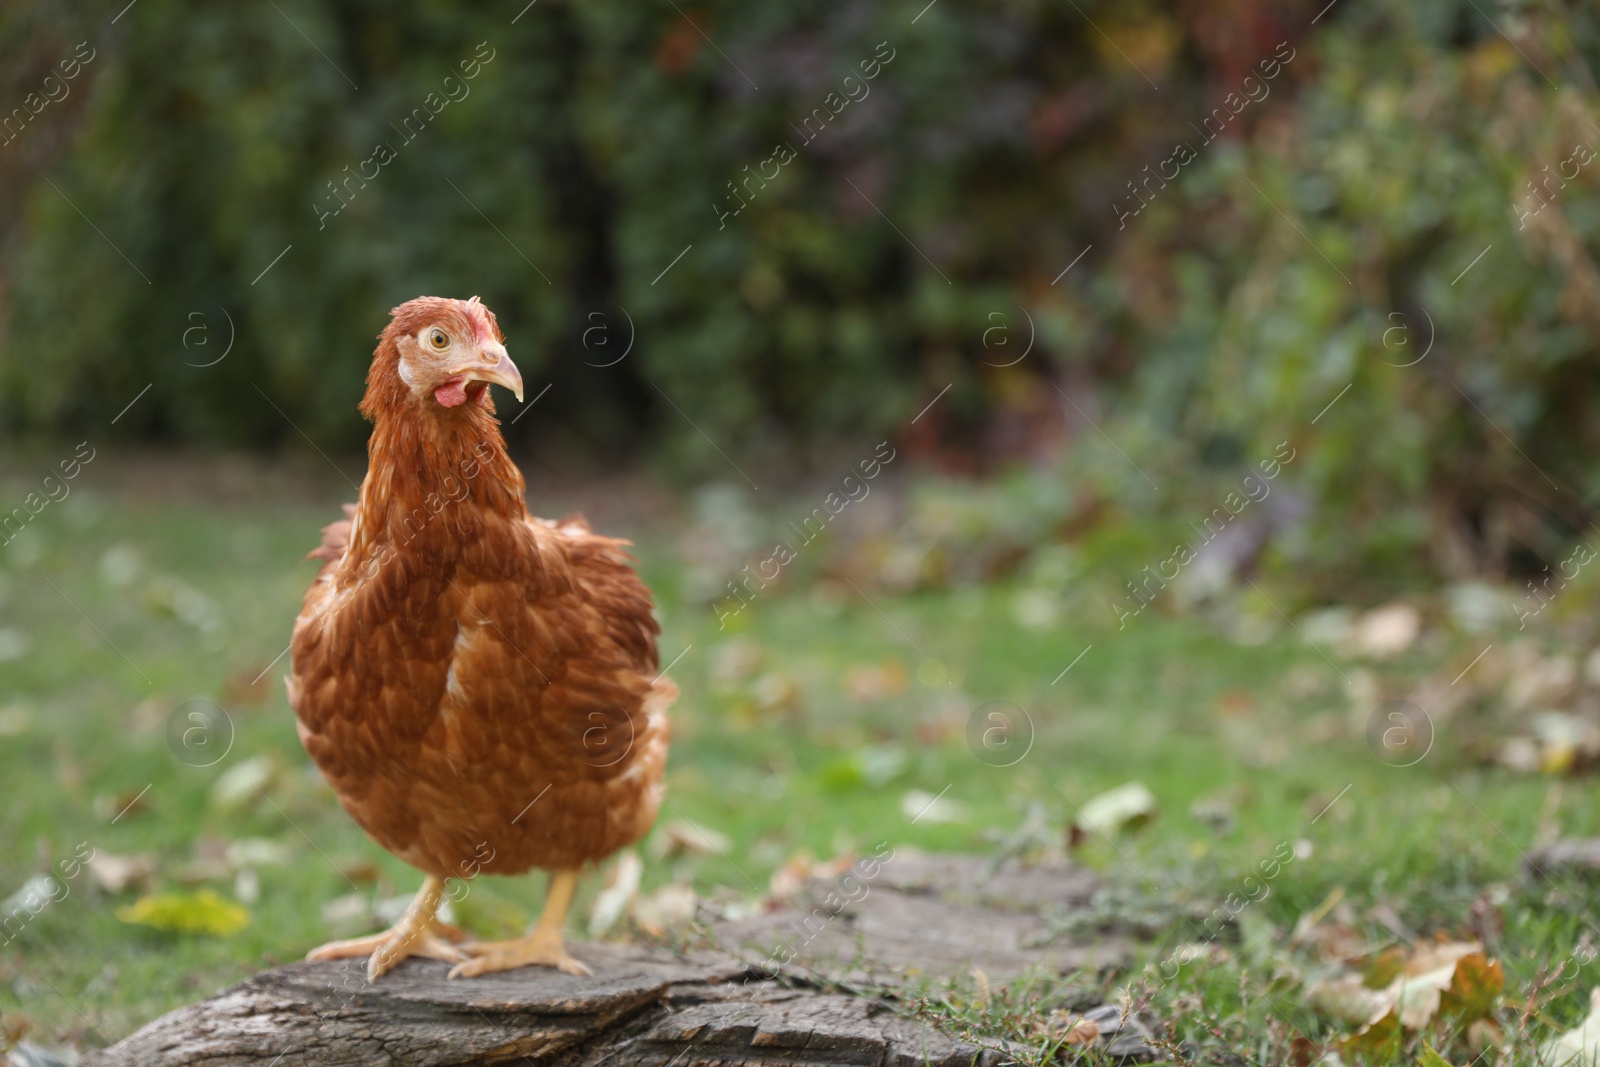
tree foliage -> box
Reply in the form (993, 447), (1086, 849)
(2, 0), (1599, 582)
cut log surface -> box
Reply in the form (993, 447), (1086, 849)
(82, 855), (1138, 1066)
(1524, 837), (1600, 880)
(81, 949), (1014, 1067)
(710, 852), (1127, 988)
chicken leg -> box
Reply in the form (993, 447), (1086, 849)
(307, 874), (467, 980)
(448, 868), (590, 978)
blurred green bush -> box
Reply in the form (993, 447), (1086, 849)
(1, 0), (1598, 586)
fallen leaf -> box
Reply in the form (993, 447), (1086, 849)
(632, 883), (697, 937)
(1507, 654), (1578, 712)
(1307, 973), (1387, 1026)
(0, 704), (33, 737)
(1058, 1016), (1099, 1045)
(1499, 735), (1543, 774)
(1351, 603), (1421, 658)
(1074, 781), (1158, 839)
(845, 660), (908, 701)
(1038, 1004), (1156, 1060)
(95, 787), (149, 823)
(1299, 606), (1355, 649)
(858, 745), (907, 787)
(1392, 954), (1464, 1030)
(127, 698), (166, 734)
(98, 544), (142, 587)
(589, 851), (643, 939)
(1416, 1042), (1458, 1067)
(1213, 689), (1255, 717)
(1531, 712), (1600, 775)
(1287, 1035), (1321, 1067)
(768, 850), (856, 901)
(86, 852), (158, 894)
(225, 838), (292, 869)
(1320, 941), (1503, 1052)
(1363, 945), (1407, 987)
(1341, 1007), (1401, 1059)
(751, 670), (802, 713)
(209, 755), (274, 811)
(321, 892), (374, 933)
(709, 639), (764, 692)
(1439, 952), (1503, 1021)
(900, 789), (969, 825)
(116, 889), (250, 936)
(2, 875), (63, 917)
(0, 628), (31, 663)
(1544, 987), (1600, 1066)
(1011, 589), (1060, 630)
(222, 666), (273, 708)
(652, 820), (733, 860)
(1189, 790), (1238, 832)
(340, 861), (380, 884)
(913, 705), (965, 747)
(1467, 1017), (1505, 1057)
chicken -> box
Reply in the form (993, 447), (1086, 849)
(286, 295), (674, 980)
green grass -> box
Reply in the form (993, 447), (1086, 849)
(1, 468), (1598, 1064)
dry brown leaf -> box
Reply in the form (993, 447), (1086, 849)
(651, 819), (733, 860)
(709, 639), (764, 692)
(339, 861), (380, 884)
(1440, 952), (1504, 1021)
(86, 852), (157, 894)
(1467, 1017), (1506, 1057)
(1351, 603), (1421, 658)
(1074, 781), (1158, 838)
(1059, 1016), (1099, 1045)
(768, 850), (856, 902)
(222, 666), (273, 708)
(845, 660), (908, 702)
(1543, 987), (1600, 1066)
(632, 883), (697, 937)
(1319, 941), (1503, 1051)
(589, 850), (642, 939)
(1306, 973), (1387, 1026)
(751, 670), (802, 713)
(1362, 944), (1407, 987)
(1037, 1009), (1101, 1046)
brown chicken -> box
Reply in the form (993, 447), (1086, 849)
(286, 295), (674, 979)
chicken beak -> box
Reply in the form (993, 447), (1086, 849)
(458, 343), (524, 402)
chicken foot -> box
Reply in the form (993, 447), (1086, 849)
(448, 868), (590, 978)
(307, 874), (467, 980)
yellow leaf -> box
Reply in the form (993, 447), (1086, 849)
(1416, 1042), (1458, 1067)
(115, 889), (250, 936)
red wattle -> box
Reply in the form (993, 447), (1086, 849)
(435, 376), (468, 407)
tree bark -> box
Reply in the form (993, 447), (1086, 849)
(81, 854), (1138, 1066)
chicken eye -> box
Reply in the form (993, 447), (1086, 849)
(428, 329), (449, 351)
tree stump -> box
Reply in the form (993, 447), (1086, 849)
(81, 854), (1140, 1066)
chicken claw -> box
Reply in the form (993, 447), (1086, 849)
(307, 875), (465, 981)
(448, 868), (589, 979)
(447, 931), (591, 978)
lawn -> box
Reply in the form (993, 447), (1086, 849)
(2, 454), (1598, 1064)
